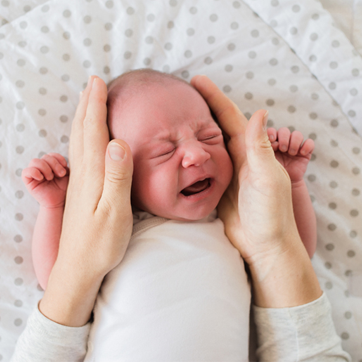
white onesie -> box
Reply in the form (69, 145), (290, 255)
(84, 208), (251, 362)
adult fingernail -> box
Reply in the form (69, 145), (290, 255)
(263, 111), (269, 131)
(109, 143), (125, 161)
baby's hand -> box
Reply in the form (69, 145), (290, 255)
(267, 127), (314, 183)
(22, 153), (69, 208)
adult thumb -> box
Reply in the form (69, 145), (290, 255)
(102, 140), (133, 209)
(245, 110), (276, 173)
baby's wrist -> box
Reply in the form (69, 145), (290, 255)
(291, 179), (305, 188)
(39, 203), (65, 210)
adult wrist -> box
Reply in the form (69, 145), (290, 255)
(39, 260), (105, 327)
(247, 232), (322, 308)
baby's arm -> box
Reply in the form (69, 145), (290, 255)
(22, 153), (69, 290)
(268, 128), (316, 258)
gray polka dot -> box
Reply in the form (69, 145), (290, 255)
(145, 36), (153, 44)
(169, 0), (177, 6)
(272, 38), (279, 45)
(60, 135), (69, 144)
(38, 109), (46, 116)
(143, 57), (151, 66)
(15, 168), (22, 177)
(251, 29), (259, 38)
(268, 78), (276, 86)
(1, 19), (7, 26)
(204, 56), (213, 65)
(290, 27), (298, 35)
(350, 88), (358, 96)
(352, 167), (360, 175)
(352, 147), (360, 155)
(189, 6), (197, 14)
(14, 318), (23, 327)
(271, 0), (279, 7)
(39, 129), (46, 137)
(330, 160), (339, 168)
(15, 189), (24, 199)
(184, 50), (192, 58)
(352, 188), (360, 196)
(105, 23), (113, 31)
(187, 28), (195, 36)
(15, 211), (24, 220)
(269, 58), (278, 66)
(291, 65), (299, 73)
(350, 209), (359, 217)
(233, 1), (241, 8)
(344, 311), (352, 319)
(309, 55), (317, 62)
(311, 13), (320, 20)
(147, 14), (155, 22)
(231, 22), (239, 30)
(266, 99), (275, 106)
(292, 4), (300, 12)
(83, 60), (91, 68)
(245, 92), (253, 100)
(225, 64), (233, 72)
(330, 61), (338, 69)
(60, 115), (68, 123)
(83, 15), (92, 24)
(41, 4), (49, 12)
(344, 290), (350, 297)
(207, 36), (215, 44)
(223, 85), (232, 93)
(244, 112), (252, 120)
(308, 174), (316, 182)
(14, 235), (23, 243)
(164, 42), (173, 50)
(210, 14), (218, 22)
(0, 33), (4, 40)
(309, 112), (318, 120)
(332, 40), (340, 48)
(329, 82), (336, 90)
(125, 29), (133, 37)
(83, 38), (92, 46)
(163, 65), (170, 73)
(103, 44), (111, 52)
(14, 256), (23, 264)
(63, 10), (71, 18)
(60, 95), (68, 103)
(311, 154), (317, 161)
(62, 54), (70, 61)
(348, 110), (356, 117)
(228, 43), (236, 51)
(325, 243), (334, 251)
(290, 85), (298, 92)
(37, 284), (44, 291)
(105, 0), (113, 8)
(18, 41), (27, 47)
(20, 21), (27, 29)
(63, 32), (70, 40)
(181, 70), (189, 79)
(328, 223), (337, 231)
(16, 102), (25, 110)
(16, 80), (25, 88)
(14, 299), (23, 307)
(16, 124), (25, 132)
(287, 105), (296, 113)
(270, 19), (278, 27)
(345, 269), (352, 277)
(40, 46), (49, 54)
(127, 7), (135, 15)
(61, 74), (70, 82)
(329, 202), (337, 210)
(352, 68), (360, 77)
(167, 21), (174, 29)
(324, 262), (332, 269)
(330, 139), (338, 147)
(1, 0), (9, 6)
(41, 26), (49, 33)
(325, 281), (333, 289)
(288, 126), (296, 133)
(248, 51), (257, 59)
(246, 71), (254, 79)
(341, 332), (349, 340)
(124, 51), (132, 59)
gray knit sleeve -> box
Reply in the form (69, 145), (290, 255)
(252, 292), (351, 361)
(11, 301), (90, 362)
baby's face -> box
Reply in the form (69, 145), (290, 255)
(108, 81), (233, 221)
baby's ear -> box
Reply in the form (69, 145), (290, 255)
(210, 108), (231, 145)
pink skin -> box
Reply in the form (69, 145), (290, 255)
(108, 81), (234, 221)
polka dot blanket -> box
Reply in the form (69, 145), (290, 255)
(0, 0), (361, 360)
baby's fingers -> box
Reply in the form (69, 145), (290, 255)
(276, 127), (291, 152)
(22, 167), (44, 183)
(300, 138), (315, 156)
(267, 128), (277, 142)
(289, 131), (304, 156)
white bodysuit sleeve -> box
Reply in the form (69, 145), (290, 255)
(11, 301), (90, 362)
(252, 292), (351, 361)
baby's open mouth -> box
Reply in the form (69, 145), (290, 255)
(181, 178), (211, 196)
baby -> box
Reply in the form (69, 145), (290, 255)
(22, 69), (316, 361)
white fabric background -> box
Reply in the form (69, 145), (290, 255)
(0, 0), (361, 361)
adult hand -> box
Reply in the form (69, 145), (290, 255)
(191, 75), (321, 308)
(39, 75), (134, 326)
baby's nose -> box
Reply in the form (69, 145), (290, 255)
(181, 143), (211, 168)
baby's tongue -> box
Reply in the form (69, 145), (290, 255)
(182, 179), (209, 196)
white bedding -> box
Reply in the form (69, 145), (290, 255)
(0, 0), (361, 361)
